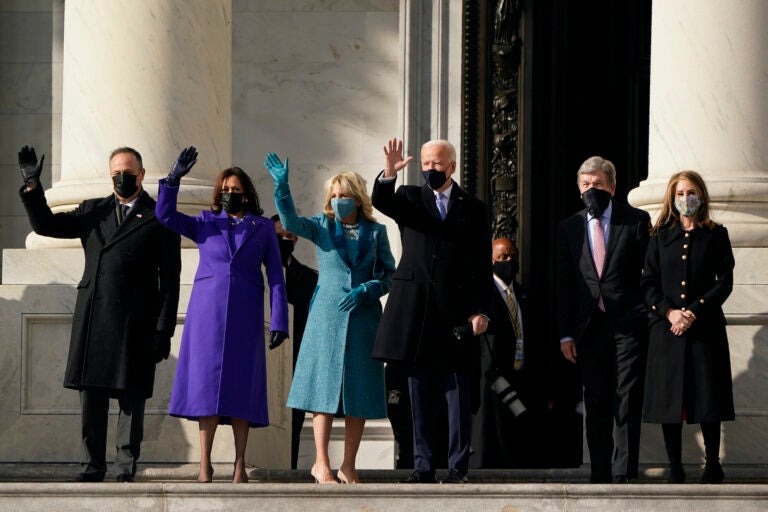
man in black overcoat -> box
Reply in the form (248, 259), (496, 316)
(372, 138), (493, 484)
(556, 155), (650, 483)
(18, 146), (181, 482)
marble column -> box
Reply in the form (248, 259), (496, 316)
(28, 0), (231, 248)
(629, 0), (768, 464)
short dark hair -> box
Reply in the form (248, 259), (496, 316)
(270, 214), (280, 222)
(109, 147), (143, 168)
(211, 167), (263, 216)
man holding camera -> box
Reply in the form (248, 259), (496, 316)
(372, 138), (493, 484)
(471, 238), (544, 468)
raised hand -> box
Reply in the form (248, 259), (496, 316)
(338, 285), (368, 312)
(264, 152), (290, 195)
(166, 146), (198, 186)
(18, 145), (45, 187)
(383, 138), (413, 178)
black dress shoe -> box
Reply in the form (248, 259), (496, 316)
(700, 462), (724, 484)
(115, 473), (135, 483)
(73, 472), (104, 483)
(439, 469), (468, 484)
(667, 463), (686, 483)
(613, 474), (630, 484)
(400, 470), (436, 483)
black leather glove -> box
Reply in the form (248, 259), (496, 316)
(166, 146), (198, 186)
(269, 331), (288, 350)
(18, 145), (44, 187)
(152, 331), (172, 363)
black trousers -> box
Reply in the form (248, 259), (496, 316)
(80, 390), (145, 477)
(577, 310), (645, 481)
(408, 368), (472, 475)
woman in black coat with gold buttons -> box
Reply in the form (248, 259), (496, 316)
(641, 170), (735, 484)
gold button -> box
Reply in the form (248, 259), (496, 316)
(681, 307), (687, 311)
(700, 299), (705, 303)
(685, 233), (690, 238)
(681, 294), (686, 299)
(681, 281), (686, 286)
(652, 305), (657, 311)
(682, 255), (687, 260)
(683, 244), (689, 249)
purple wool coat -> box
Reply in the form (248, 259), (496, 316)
(156, 181), (288, 427)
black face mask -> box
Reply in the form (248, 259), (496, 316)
(422, 169), (448, 190)
(581, 187), (611, 218)
(113, 173), (139, 198)
(493, 259), (518, 285)
(220, 192), (245, 214)
(277, 236), (295, 267)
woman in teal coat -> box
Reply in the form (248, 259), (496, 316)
(265, 153), (395, 484)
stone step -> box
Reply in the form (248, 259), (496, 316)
(1, 465), (767, 511)
(0, 481), (767, 512)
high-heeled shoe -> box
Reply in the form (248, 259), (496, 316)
(197, 465), (214, 483)
(311, 465), (338, 484)
(337, 468), (359, 484)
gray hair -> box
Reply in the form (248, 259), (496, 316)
(422, 139), (457, 163)
(576, 156), (616, 187)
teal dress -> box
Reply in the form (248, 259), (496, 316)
(277, 189), (395, 418)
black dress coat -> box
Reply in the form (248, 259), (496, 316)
(21, 186), (181, 398)
(641, 223), (735, 424)
(371, 176), (493, 373)
(471, 279), (545, 468)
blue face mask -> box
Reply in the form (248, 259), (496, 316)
(331, 197), (357, 220)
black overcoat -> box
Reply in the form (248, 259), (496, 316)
(371, 176), (493, 373)
(21, 186), (181, 398)
(641, 223), (735, 424)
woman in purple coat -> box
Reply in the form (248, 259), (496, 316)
(156, 147), (288, 483)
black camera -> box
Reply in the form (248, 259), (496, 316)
(485, 367), (527, 417)
(452, 323), (475, 339)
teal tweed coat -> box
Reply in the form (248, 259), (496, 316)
(277, 190), (395, 418)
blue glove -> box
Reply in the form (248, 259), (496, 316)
(166, 146), (198, 186)
(338, 285), (368, 312)
(269, 331), (288, 350)
(18, 145), (44, 187)
(264, 152), (290, 196)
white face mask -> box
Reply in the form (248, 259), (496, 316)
(674, 195), (701, 217)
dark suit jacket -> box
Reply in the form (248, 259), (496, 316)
(284, 256), (318, 366)
(556, 202), (650, 342)
(21, 186), (181, 398)
(371, 175), (493, 372)
(472, 279), (545, 468)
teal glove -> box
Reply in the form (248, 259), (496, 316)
(264, 152), (290, 196)
(338, 285), (368, 312)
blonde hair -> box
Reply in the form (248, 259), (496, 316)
(322, 171), (376, 223)
(651, 170), (716, 235)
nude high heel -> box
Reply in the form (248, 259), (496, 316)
(311, 465), (338, 484)
(337, 468), (359, 484)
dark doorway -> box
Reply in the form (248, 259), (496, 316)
(463, 0), (652, 469)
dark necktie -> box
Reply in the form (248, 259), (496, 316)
(118, 204), (129, 224)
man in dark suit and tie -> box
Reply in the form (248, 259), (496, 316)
(471, 238), (546, 469)
(556, 155), (650, 483)
(372, 138), (493, 484)
(18, 145), (181, 483)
